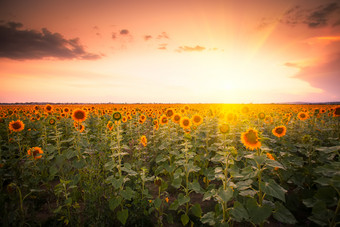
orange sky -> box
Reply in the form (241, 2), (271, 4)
(0, 0), (339, 103)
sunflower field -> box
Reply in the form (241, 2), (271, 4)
(1, 104), (340, 226)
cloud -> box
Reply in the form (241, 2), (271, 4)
(158, 43), (167, 50)
(144, 35), (152, 41)
(120, 29), (129, 35)
(0, 21), (101, 60)
(157, 32), (169, 39)
(176, 45), (206, 52)
(282, 2), (340, 28)
(286, 52), (340, 97)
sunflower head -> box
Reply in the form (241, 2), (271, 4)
(72, 109), (87, 122)
(258, 112), (266, 120)
(49, 118), (56, 126)
(172, 113), (181, 124)
(180, 117), (192, 129)
(159, 115), (168, 125)
(165, 108), (175, 118)
(45, 104), (53, 113)
(107, 121), (114, 130)
(219, 124), (230, 134)
(272, 126), (286, 138)
(112, 112), (122, 121)
(140, 135), (147, 147)
(241, 128), (261, 150)
(333, 106), (340, 117)
(192, 114), (203, 126)
(27, 147), (43, 160)
(297, 112), (309, 121)
(122, 116), (127, 122)
(9, 120), (25, 132)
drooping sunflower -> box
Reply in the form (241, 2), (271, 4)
(74, 123), (85, 132)
(44, 104), (53, 113)
(180, 117), (192, 129)
(9, 120), (25, 132)
(219, 124), (230, 134)
(112, 112), (122, 121)
(72, 109), (87, 122)
(27, 147), (43, 160)
(272, 126), (286, 138)
(172, 113), (181, 124)
(192, 114), (203, 126)
(241, 128), (261, 150)
(297, 112), (309, 121)
(333, 106), (340, 117)
(140, 135), (147, 147)
(159, 115), (168, 125)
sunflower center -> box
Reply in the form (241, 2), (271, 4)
(245, 130), (258, 144)
(12, 122), (21, 129)
(300, 113), (306, 118)
(183, 119), (190, 126)
(275, 127), (284, 134)
(162, 118), (167, 123)
(32, 149), (39, 157)
(194, 116), (201, 122)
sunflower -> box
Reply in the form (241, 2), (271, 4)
(140, 135), (147, 147)
(180, 117), (192, 129)
(241, 128), (261, 150)
(112, 112), (122, 121)
(297, 112), (309, 121)
(159, 115), (168, 125)
(107, 121), (114, 130)
(72, 109), (87, 122)
(122, 116), (127, 123)
(154, 124), (159, 130)
(333, 106), (340, 117)
(44, 104), (53, 113)
(152, 119), (159, 125)
(165, 108), (175, 118)
(192, 114), (203, 126)
(34, 105), (40, 111)
(27, 147), (43, 160)
(258, 112), (266, 120)
(266, 153), (275, 160)
(140, 114), (146, 122)
(172, 113), (181, 124)
(241, 106), (249, 114)
(219, 124), (230, 134)
(64, 107), (70, 113)
(9, 120), (25, 132)
(49, 117), (56, 126)
(272, 126), (286, 138)
(74, 123), (85, 132)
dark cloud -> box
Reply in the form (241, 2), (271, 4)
(282, 2), (340, 28)
(286, 52), (340, 96)
(120, 29), (129, 35)
(0, 21), (101, 60)
(176, 45), (206, 52)
(144, 35), (152, 41)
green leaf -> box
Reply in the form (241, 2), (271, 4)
(120, 187), (135, 200)
(178, 193), (190, 206)
(218, 187), (233, 203)
(169, 199), (179, 210)
(230, 201), (249, 222)
(201, 211), (216, 225)
(117, 209), (128, 225)
(191, 203), (202, 218)
(246, 198), (272, 225)
(109, 197), (122, 211)
(181, 213), (190, 226)
(273, 202), (297, 224)
(189, 180), (202, 193)
(265, 159), (285, 169)
(172, 177), (182, 189)
(111, 177), (124, 189)
(260, 179), (287, 202)
(154, 197), (162, 209)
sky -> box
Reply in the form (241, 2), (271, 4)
(0, 0), (340, 103)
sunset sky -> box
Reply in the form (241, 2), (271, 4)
(1, 0), (340, 103)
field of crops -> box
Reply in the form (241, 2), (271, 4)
(1, 104), (339, 226)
